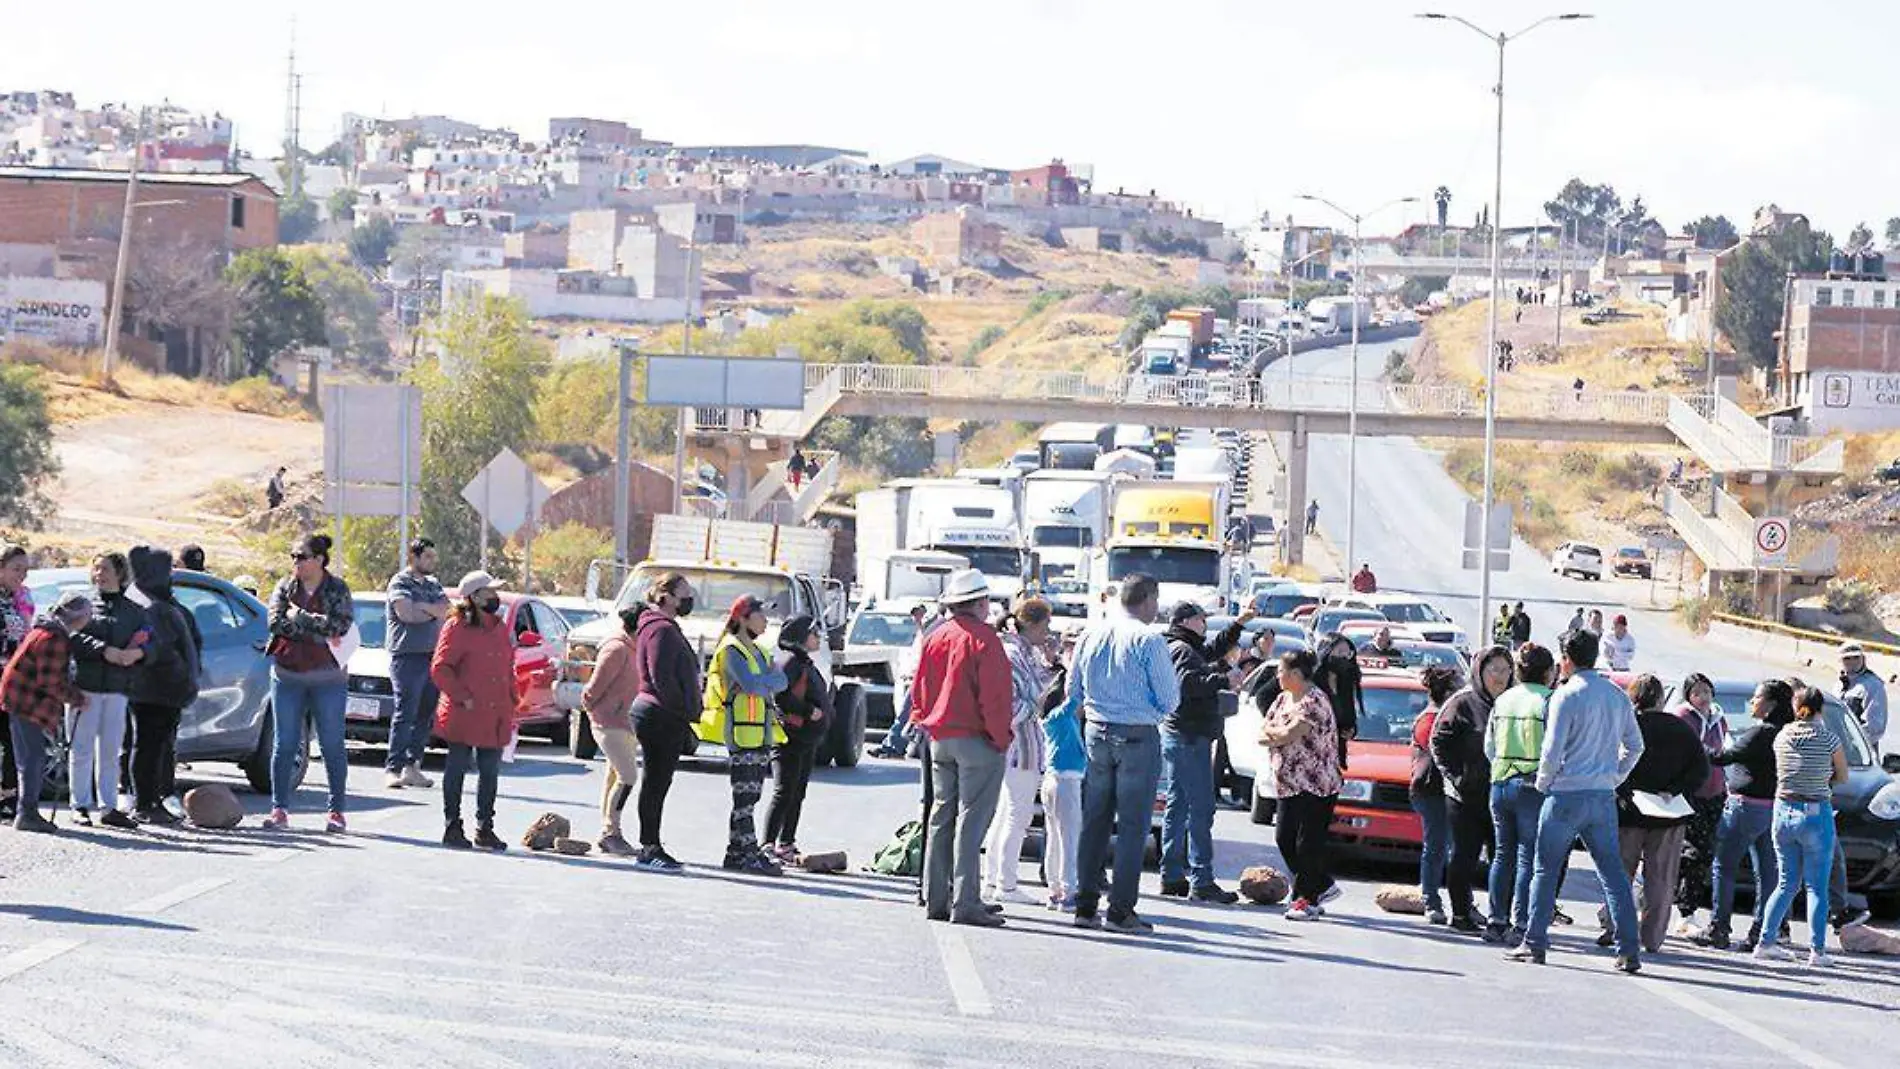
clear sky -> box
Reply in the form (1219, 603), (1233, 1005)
(20, 0), (1895, 240)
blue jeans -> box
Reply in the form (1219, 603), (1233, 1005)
(880, 680), (914, 755)
(385, 652), (439, 772)
(1489, 777), (1545, 931)
(1077, 722), (1162, 917)
(1160, 731), (1216, 888)
(1412, 792), (1449, 913)
(271, 669), (349, 814)
(1760, 800), (1835, 952)
(1709, 796), (1777, 938)
(1524, 790), (1640, 956)
(443, 744), (502, 826)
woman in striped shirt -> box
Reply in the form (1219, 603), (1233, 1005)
(1753, 685), (1849, 966)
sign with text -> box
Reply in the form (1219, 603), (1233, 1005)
(1809, 372), (1900, 432)
(0, 276), (106, 347)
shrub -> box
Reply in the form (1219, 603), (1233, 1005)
(531, 522), (614, 596)
(1823, 577), (1879, 617)
(964, 324), (1008, 362)
(1679, 595), (1713, 634)
(222, 376), (305, 417)
(1023, 288), (1073, 319)
(1559, 450), (1601, 479)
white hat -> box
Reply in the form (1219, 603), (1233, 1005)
(939, 568), (992, 606)
(455, 570), (503, 599)
(1839, 641), (1865, 658)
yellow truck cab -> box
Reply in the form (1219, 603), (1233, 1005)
(1094, 483), (1230, 618)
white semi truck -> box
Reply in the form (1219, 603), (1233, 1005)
(857, 479), (1031, 605)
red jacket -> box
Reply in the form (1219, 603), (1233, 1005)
(1351, 569), (1378, 593)
(1, 623), (84, 732)
(430, 612), (518, 749)
(910, 613), (1013, 752)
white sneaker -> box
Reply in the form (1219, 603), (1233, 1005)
(384, 770), (405, 789)
(1674, 914), (1706, 939)
(1807, 949), (1834, 969)
(401, 764), (433, 788)
(995, 886), (1040, 905)
(1753, 942), (1797, 962)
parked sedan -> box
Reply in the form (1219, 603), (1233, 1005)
(26, 568), (308, 794)
(1611, 546), (1653, 578)
(344, 591), (572, 751)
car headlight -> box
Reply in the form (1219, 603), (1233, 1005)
(1870, 782), (1900, 822)
(1339, 779), (1374, 802)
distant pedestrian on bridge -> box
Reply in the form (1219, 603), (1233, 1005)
(788, 447), (807, 492)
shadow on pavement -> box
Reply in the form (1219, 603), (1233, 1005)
(0, 903), (196, 932)
(813, 764), (922, 788)
(33, 827), (250, 858)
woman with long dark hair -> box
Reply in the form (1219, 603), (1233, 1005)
(1261, 648), (1342, 921)
(763, 615), (832, 864)
(262, 534), (354, 833)
(1312, 632), (1362, 770)
(1699, 678), (1795, 951)
(629, 572), (700, 873)
(1753, 685), (1849, 967)
(1432, 645), (1515, 933)
(67, 552), (148, 829)
(1408, 665), (1465, 925)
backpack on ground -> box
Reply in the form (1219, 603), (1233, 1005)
(870, 819), (925, 877)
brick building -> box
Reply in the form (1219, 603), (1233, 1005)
(1779, 272), (1900, 431)
(537, 460), (678, 553)
(1008, 161), (1082, 207)
(0, 166), (278, 281)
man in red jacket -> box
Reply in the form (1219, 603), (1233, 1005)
(911, 569), (1013, 927)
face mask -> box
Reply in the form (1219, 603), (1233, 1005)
(674, 596), (695, 617)
(477, 594), (501, 615)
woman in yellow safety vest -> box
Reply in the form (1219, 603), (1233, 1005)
(704, 594), (789, 874)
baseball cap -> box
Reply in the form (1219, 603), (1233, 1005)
(1169, 601), (1206, 626)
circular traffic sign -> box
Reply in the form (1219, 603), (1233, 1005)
(1755, 518), (1790, 554)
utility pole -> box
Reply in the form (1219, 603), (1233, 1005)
(102, 107), (145, 381)
(613, 339), (636, 564)
(673, 241), (695, 516)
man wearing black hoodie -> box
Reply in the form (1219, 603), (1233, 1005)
(1431, 645), (1515, 932)
(1159, 602), (1249, 904)
(125, 546), (201, 825)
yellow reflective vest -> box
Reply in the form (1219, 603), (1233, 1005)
(701, 634), (784, 750)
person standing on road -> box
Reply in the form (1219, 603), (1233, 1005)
(912, 570), (1014, 927)
(2, 592), (92, 833)
(1065, 574), (1179, 934)
(1492, 606), (1514, 648)
(1508, 629), (1646, 973)
(66, 552), (147, 830)
(874, 603), (934, 759)
(1671, 672), (1729, 940)
(1696, 679), (1792, 951)
(1350, 564), (1378, 594)
(1837, 642), (1887, 755)
(1603, 615), (1636, 672)
(1510, 604), (1532, 651)
(704, 595), (790, 875)
(1483, 643), (1557, 945)
(0, 544), (36, 821)
(261, 535), (355, 834)
(629, 572), (700, 873)
(1262, 648), (1342, 921)
(266, 466), (288, 511)
(764, 615), (832, 865)
(1566, 607), (1585, 636)
(1314, 633), (1363, 770)
(125, 546), (201, 827)
(1753, 685), (1849, 967)
(429, 572), (515, 851)
(1409, 665), (1467, 925)
(1584, 610), (1604, 637)
(1610, 674), (1711, 955)
(384, 538), (448, 791)
(580, 606), (644, 857)
(981, 598), (1057, 904)
(1432, 645), (1514, 933)
(1158, 602), (1249, 905)
(1040, 635), (1085, 911)
(1305, 500), (1319, 536)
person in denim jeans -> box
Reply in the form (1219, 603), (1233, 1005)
(383, 538), (448, 790)
(1508, 629), (1645, 973)
(1065, 575), (1179, 934)
(1483, 643), (1556, 944)
(1408, 666), (1464, 924)
(1699, 679), (1791, 950)
(1754, 686), (1849, 965)
(261, 535), (355, 834)
(1158, 602), (1248, 905)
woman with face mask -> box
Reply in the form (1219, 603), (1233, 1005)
(1699, 679), (1794, 952)
(629, 572), (700, 872)
(763, 614), (832, 864)
(703, 594), (788, 874)
(261, 534), (355, 833)
(1312, 633), (1363, 771)
(0, 543), (34, 820)
(429, 572), (515, 851)
(1431, 645), (1515, 933)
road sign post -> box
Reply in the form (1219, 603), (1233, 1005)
(1461, 500), (1512, 572)
(462, 447), (553, 579)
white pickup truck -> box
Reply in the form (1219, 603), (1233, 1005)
(557, 515), (866, 768)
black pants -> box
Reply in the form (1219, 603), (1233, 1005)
(129, 703), (181, 813)
(1275, 792), (1337, 904)
(1445, 794), (1494, 920)
(764, 740), (819, 847)
(442, 744), (501, 827)
(634, 714), (689, 848)
(0, 711), (16, 796)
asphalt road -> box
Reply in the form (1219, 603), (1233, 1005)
(2, 736), (1896, 1067)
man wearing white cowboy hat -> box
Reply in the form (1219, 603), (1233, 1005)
(910, 569), (1014, 927)
(1838, 642), (1887, 756)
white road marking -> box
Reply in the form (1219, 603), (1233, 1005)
(0, 938), (85, 981)
(929, 923), (994, 1017)
(350, 805), (411, 827)
(1642, 975), (1848, 1069)
(126, 877), (232, 915)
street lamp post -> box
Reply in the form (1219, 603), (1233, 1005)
(1295, 193), (1419, 576)
(1417, 9), (1592, 634)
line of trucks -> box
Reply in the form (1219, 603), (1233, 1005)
(553, 424), (1252, 768)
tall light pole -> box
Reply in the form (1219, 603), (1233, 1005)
(1418, 10), (1592, 633)
(102, 108), (148, 381)
(1296, 193), (1419, 575)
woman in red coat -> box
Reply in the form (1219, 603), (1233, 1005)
(430, 571), (517, 851)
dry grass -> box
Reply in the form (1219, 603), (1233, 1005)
(1838, 528), (1900, 596)
(1842, 430), (1900, 475)
(1439, 439), (1669, 553)
(4, 340), (313, 423)
(1421, 299), (1694, 393)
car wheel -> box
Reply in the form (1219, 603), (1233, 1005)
(1869, 892), (1900, 922)
(829, 687), (866, 769)
(241, 705), (309, 794)
(542, 714), (571, 748)
(1250, 791), (1277, 826)
(568, 712), (598, 761)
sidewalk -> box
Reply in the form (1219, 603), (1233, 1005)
(1244, 430), (1343, 581)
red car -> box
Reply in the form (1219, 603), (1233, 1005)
(1328, 669), (1435, 860)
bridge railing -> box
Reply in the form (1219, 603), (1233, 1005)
(1664, 485), (1751, 571)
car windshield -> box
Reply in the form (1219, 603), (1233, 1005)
(622, 567), (796, 622)
(1572, 546), (1603, 560)
(1254, 592), (1317, 617)
(1617, 548), (1645, 559)
(1399, 644), (1465, 670)
(1710, 685), (1875, 768)
(1379, 602), (1445, 624)
(1355, 687), (1432, 744)
(849, 612), (919, 648)
(557, 607), (608, 630)
(354, 599), (388, 649)
(1106, 546), (1219, 586)
(948, 546), (1024, 579)
(1315, 609), (1386, 633)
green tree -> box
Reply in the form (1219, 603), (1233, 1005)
(1399, 275), (1450, 307)
(534, 358), (619, 450)
(0, 365), (60, 529)
(326, 187), (359, 223)
(1847, 221), (1875, 252)
(410, 296), (548, 576)
(531, 522), (614, 595)
(290, 249), (393, 370)
(226, 248), (327, 375)
(1543, 178), (1622, 248)
(349, 215), (399, 269)
(1686, 215), (1739, 250)
(1716, 220), (1834, 371)
(1433, 186), (1451, 227)
(278, 193), (320, 244)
